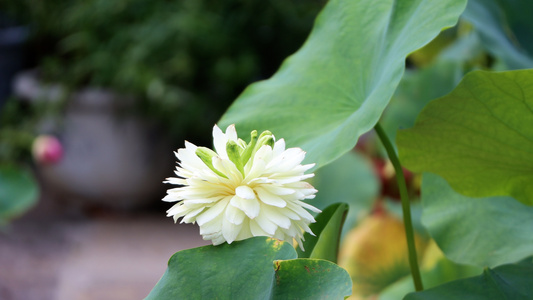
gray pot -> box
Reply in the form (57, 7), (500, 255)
(14, 71), (174, 210)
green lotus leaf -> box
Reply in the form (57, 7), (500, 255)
(398, 69), (533, 205)
(404, 262), (533, 300)
(0, 164), (39, 225)
(219, 0), (466, 170)
(421, 173), (533, 268)
(146, 236), (352, 299)
(296, 203), (348, 263)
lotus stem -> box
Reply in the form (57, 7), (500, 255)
(374, 123), (424, 291)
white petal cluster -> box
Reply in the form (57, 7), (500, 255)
(163, 124), (320, 249)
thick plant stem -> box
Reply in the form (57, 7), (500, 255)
(374, 123), (424, 291)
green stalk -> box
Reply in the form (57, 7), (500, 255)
(374, 123), (424, 291)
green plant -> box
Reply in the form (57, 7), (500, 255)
(0, 99), (40, 225)
(148, 0), (533, 298)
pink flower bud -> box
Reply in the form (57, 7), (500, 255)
(32, 135), (63, 165)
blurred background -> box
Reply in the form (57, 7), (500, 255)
(0, 1), (325, 299)
(2, 0), (533, 299)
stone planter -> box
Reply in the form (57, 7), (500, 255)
(14, 71), (174, 210)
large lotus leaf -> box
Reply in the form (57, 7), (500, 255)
(310, 151), (378, 236)
(296, 203), (348, 263)
(0, 164), (39, 225)
(145, 236), (352, 299)
(219, 0), (467, 170)
(404, 262), (533, 300)
(462, 0), (533, 70)
(272, 258), (352, 299)
(421, 173), (533, 268)
(397, 69), (533, 206)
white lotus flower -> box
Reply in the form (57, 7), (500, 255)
(163, 124), (320, 249)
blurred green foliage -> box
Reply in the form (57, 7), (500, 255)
(0, 164), (39, 226)
(2, 0), (325, 143)
(0, 98), (35, 164)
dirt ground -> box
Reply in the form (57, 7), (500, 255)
(0, 196), (208, 300)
